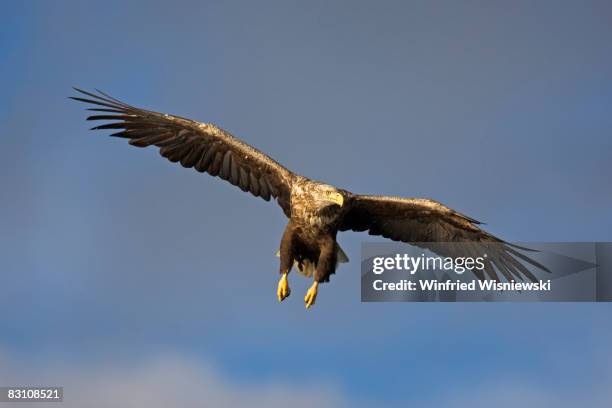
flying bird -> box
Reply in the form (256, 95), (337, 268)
(71, 88), (548, 308)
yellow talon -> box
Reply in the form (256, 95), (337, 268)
(277, 273), (290, 302)
(304, 281), (318, 309)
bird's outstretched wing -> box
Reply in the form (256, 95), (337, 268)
(71, 88), (294, 216)
(340, 195), (549, 282)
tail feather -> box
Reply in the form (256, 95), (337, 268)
(336, 244), (349, 263)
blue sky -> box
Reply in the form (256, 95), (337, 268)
(1, 1), (612, 406)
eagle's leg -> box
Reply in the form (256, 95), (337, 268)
(305, 238), (336, 309)
(277, 225), (295, 302)
(277, 273), (291, 302)
(304, 281), (318, 309)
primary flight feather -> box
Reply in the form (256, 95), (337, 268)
(71, 88), (548, 308)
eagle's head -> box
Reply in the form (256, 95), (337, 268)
(291, 180), (347, 222)
(312, 184), (345, 209)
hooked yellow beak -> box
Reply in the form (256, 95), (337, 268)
(326, 192), (344, 207)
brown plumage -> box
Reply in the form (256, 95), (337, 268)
(71, 88), (549, 308)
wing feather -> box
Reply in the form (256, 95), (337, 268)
(72, 88), (294, 216)
(341, 195), (549, 282)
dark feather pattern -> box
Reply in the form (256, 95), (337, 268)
(72, 88), (549, 288)
(71, 88), (294, 217)
(339, 195), (550, 282)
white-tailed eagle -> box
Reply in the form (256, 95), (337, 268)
(72, 88), (548, 308)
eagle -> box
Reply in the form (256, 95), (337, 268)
(71, 88), (548, 308)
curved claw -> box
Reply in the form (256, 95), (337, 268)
(277, 273), (291, 302)
(304, 281), (318, 309)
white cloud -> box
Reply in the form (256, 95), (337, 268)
(0, 351), (349, 408)
(1, 347), (611, 408)
(421, 352), (612, 408)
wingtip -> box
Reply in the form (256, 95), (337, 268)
(68, 95), (88, 104)
(507, 242), (539, 252)
(464, 214), (484, 225)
